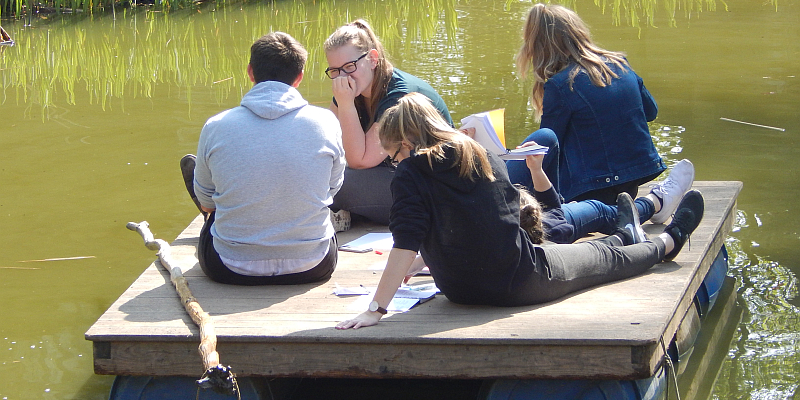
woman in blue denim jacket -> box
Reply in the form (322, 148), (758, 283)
(506, 3), (666, 205)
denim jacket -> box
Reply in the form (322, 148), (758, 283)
(541, 62), (666, 201)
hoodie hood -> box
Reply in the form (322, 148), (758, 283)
(406, 144), (481, 194)
(240, 81), (308, 120)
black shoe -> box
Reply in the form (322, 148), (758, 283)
(616, 192), (646, 245)
(180, 154), (205, 215)
(663, 190), (704, 261)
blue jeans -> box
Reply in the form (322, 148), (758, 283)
(562, 198), (656, 243)
(505, 128), (560, 195)
(506, 128), (661, 205)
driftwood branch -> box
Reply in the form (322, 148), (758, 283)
(126, 221), (237, 396)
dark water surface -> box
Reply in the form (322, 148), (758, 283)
(1, 0), (798, 398)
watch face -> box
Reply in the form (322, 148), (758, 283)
(369, 301), (387, 314)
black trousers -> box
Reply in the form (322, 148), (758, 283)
(503, 235), (667, 306)
(197, 212), (337, 285)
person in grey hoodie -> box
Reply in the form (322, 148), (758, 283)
(182, 32), (346, 285)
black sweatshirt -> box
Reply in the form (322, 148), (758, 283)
(534, 186), (575, 244)
(389, 146), (539, 305)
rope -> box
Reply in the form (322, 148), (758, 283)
(660, 336), (682, 400)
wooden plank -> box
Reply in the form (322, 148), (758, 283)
(93, 341), (645, 379)
(86, 181), (742, 380)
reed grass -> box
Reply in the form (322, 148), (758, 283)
(1, 0), (200, 18)
(0, 0), (460, 118)
(0, 0), (772, 119)
(592, 0), (728, 29)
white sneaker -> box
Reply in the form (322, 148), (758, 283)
(649, 159), (695, 224)
(330, 209), (351, 232)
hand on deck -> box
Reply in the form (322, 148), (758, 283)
(337, 249), (417, 330)
(336, 311), (382, 330)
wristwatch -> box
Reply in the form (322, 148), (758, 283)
(368, 300), (387, 315)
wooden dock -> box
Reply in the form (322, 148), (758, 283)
(86, 181), (741, 381)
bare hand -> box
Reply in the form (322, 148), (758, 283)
(331, 75), (358, 106)
(459, 127), (476, 138)
(336, 311), (382, 330)
(520, 141), (544, 171)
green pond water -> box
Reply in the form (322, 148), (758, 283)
(1, 0), (798, 398)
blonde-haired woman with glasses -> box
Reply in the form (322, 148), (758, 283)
(323, 19), (452, 226)
(506, 4), (666, 207)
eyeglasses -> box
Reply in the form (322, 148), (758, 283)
(325, 53), (369, 79)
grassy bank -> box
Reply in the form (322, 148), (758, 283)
(1, 0), (214, 18)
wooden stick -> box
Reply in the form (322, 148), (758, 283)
(19, 256), (95, 263)
(720, 117), (785, 132)
(126, 221), (222, 375)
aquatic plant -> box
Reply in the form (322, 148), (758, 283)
(0, 0), (459, 118)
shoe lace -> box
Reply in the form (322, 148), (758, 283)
(670, 209), (696, 249)
(650, 176), (680, 198)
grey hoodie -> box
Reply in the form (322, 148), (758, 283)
(194, 81), (345, 262)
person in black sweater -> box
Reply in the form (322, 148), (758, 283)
(336, 93), (703, 330)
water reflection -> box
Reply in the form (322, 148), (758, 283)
(0, 0), (459, 118)
(651, 124), (686, 160)
(4, 0), (781, 117)
(714, 235), (800, 399)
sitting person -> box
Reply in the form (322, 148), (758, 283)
(335, 93), (704, 329)
(519, 147), (695, 244)
(506, 4), (665, 205)
(323, 19), (453, 226)
(180, 32), (345, 285)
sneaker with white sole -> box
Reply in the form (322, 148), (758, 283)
(616, 192), (647, 245)
(649, 159), (695, 224)
(663, 190), (704, 261)
(330, 209), (351, 232)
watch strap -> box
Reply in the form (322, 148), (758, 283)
(369, 300), (388, 315)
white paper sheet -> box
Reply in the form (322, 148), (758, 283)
(339, 232), (394, 251)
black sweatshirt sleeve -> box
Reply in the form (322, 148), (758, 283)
(533, 186), (563, 211)
(388, 164), (430, 252)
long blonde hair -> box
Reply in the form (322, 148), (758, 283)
(379, 93), (495, 182)
(516, 4), (629, 121)
(324, 19), (394, 130)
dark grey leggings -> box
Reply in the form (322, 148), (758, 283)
(331, 164), (394, 225)
(505, 235), (667, 306)
(198, 212), (337, 285)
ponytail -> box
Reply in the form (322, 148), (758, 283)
(379, 93), (495, 182)
(517, 185), (546, 244)
(324, 19), (394, 129)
